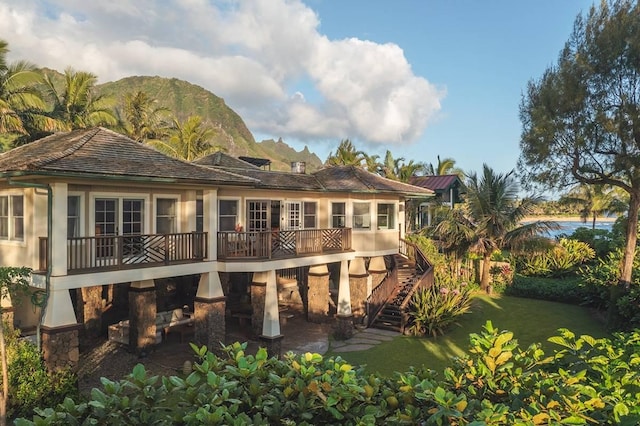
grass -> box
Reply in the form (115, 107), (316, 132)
(329, 294), (608, 377)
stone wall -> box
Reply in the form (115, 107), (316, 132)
(41, 326), (80, 371)
(307, 272), (329, 323)
(194, 297), (226, 355)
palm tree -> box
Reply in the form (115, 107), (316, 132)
(397, 160), (428, 183)
(42, 68), (117, 130)
(149, 115), (218, 161)
(427, 155), (464, 177)
(326, 139), (365, 166)
(432, 164), (558, 291)
(560, 184), (625, 229)
(381, 150), (404, 180)
(363, 153), (382, 174)
(0, 40), (57, 142)
(119, 90), (171, 142)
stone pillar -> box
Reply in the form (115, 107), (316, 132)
(335, 259), (354, 340)
(349, 258), (369, 322)
(41, 325), (80, 371)
(260, 270), (283, 358)
(129, 280), (157, 356)
(194, 272), (226, 354)
(307, 264), (329, 323)
(251, 272), (267, 336)
(41, 289), (80, 371)
(77, 285), (103, 335)
(368, 256), (388, 289)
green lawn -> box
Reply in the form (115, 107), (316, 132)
(330, 294), (608, 377)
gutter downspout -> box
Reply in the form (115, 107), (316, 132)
(6, 178), (52, 351)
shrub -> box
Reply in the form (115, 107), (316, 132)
(4, 326), (77, 419)
(505, 275), (585, 304)
(17, 325), (640, 425)
(561, 226), (616, 257)
(515, 238), (595, 278)
(405, 282), (472, 337)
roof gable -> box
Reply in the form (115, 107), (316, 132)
(409, 174), (464, 192)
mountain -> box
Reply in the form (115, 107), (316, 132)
(96, 75), (323, 172)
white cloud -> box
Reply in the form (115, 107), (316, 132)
(0, 0), (444, 147)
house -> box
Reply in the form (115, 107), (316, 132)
(0, 128), (434, 370)
(409, 174), (465, 227)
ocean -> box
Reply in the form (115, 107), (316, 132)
(539, 220), (615, 239)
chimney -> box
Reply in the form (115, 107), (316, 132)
(290, 161), (306, 174)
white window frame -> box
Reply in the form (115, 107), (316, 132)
(376, 202), (397, 230)
(0, 192), (24, 242)
(153, 194), (180, 234)
(67, 192), (84, 238)
(219, 198), (241, 232)
(303, 201), (317, 229)
(330, 201), (347, 228)
(352, 201), (371, 231)
(90, 192), (150, 236)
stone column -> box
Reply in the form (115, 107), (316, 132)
(335, 259), (354, 340)
(307, 264), (329, 323)
(259, 270), (283, 358)
(41, 289), (80, 371)
(129, 280), (157, 356)
(368, 256), (388, 289)
(76, 285), (103, 335)
(349, 257), (369, 322)
(250, 272), (267, 336)
(194, 272), (226, 354)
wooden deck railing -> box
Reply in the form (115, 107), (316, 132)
(398, 238), (435, 331)
(217, 228), (352, 260)
(366, 267), (396, 324)
(38, 232), (208, 274)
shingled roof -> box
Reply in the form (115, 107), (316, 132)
(195, 152), (259, 170)
(313, 166), (434, 196)
(0, 128), (256, 185)
(409, 174), (464, 192)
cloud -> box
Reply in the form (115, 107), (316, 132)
(0, 0), (444, 147)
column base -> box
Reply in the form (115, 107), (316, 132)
(194, 296), (226, 356)
(334, 314), (354, 340)
(41, 324), (82, 372)
(259, 334), (284, 358)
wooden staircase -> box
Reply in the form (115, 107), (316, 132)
(369, 254), (420, 332)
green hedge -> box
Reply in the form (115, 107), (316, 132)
(17, 323), (640, 425)
(505, 274), (585, 304)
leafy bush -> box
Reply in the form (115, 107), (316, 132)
(17, 325), (640, 425)
(515, 238), (595, 277)
(405, 283), (472, 337)
(561, 226), (617, 258)
(505, 275), (585, 304)
(4, 326), (77, 419)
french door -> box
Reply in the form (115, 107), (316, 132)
(95, 198), (144, 259)
(282, 201), (301, 231)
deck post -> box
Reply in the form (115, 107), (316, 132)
(41, 289), (80, 371)
(307, 264), (329, 323)
(335, 259), (354, 340)
(194, 272), (226, 354)
(129, 279), (157, 356)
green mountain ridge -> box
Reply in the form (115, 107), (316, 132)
(96, 75), (323, 172)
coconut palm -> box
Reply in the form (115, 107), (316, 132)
(432, 164), (558, 291)
(149, 115), (218, 161)
(42, 68), (117, 130)
(119, 90), (171, 142)
(326, 139), (365, 166)
(560, 184), (626, 229)
(0, 40), (58, 142)
(427, 155), (464, 177)
(363, 153), (382, 174)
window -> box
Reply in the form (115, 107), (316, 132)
(331, 202), (346, 228)
(219, 199), (238, 232)
(196, 199), (203, 232)
(68, 195), (81, 238)
(377, 203), (396, 230)
(247, 200), (268, 231)
(156, 198), (177, 234)
(352, 202), (371, 229)
(0, 195), (24, 241)
(303, 202), (317, 229)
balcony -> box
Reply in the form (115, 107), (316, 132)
(38, 232), (208, 274)
(217, 228), (352, 260)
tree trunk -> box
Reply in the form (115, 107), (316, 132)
(480, 253), (492, 291)
(0, 322), (8, 426)
(592, 213), (596, 230)
(608, 191), (640, 328)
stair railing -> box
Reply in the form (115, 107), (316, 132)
(365, 267), (397, 327)
(398, 238), (435, 333)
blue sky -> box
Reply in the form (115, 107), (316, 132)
(1, 0), (595, 176)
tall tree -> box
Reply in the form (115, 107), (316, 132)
(427, 155), (464, 177)
(326, 139), (365, 166)
(363, 153), (382, 174)
(0, 40), (57, 143)
(43, 68), (117, 130)
(149, 115), (218, 161)
(519, 0), (640, 326)
(119, 90), (171, 143)
(433, 165), (557, 291)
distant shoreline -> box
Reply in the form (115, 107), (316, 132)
(522, 215), (618, 223)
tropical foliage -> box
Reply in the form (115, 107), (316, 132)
(513, 238), (596, 278)
(118, 90), (170, 142)
(16, 325), (640, 425)
(148, 115), (219, 161)
(406, 282), (472, 337)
